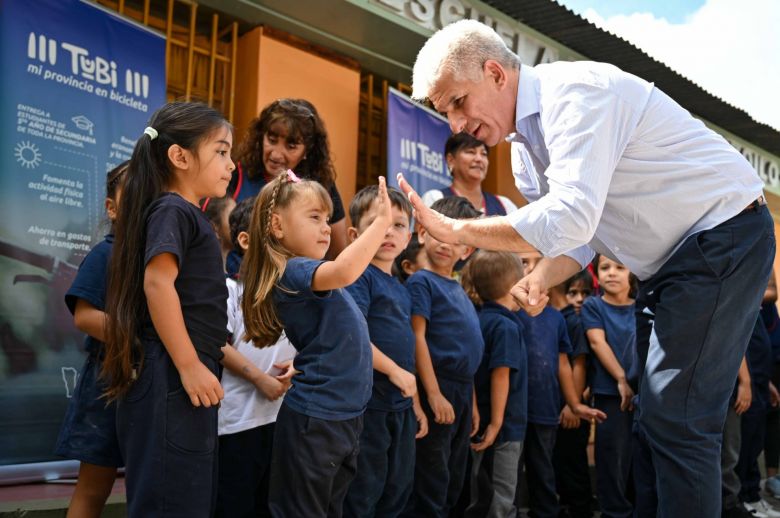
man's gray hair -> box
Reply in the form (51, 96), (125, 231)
(412, 19), (520, 101)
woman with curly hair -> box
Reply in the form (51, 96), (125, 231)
(229, 98), (347, 257)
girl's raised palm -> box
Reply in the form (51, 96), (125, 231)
(375, 176), (392, 224)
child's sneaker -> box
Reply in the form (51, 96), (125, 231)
(745, 499), (780, 518)
(767, 476), (780, 499)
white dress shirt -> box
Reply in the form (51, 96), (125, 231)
(507, 62), (764, 280)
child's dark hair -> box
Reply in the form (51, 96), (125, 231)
(592, 254), (639, 298)
(430, 196), (482, 220)
(106, 161), (129, 200)
(564, 270), (594, 293)
(349, 184), (412, 228)
(203, 195), (233, 228)
(460, 250), (524, 305)
(445, 132), (488, 162)
(393, 233), (422, 282)
(229, 196), (255, 255)
(234, 98), (335, 188)
(103, 102), (231, 399)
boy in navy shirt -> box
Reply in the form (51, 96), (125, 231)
(403, 196), (484, 517)
(461, 250), (528, 518)
(517, 255), (605, 518)
(343, 186), (428, 517)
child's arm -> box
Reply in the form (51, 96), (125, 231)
(471, 386), (480, 438)
(559, 354), (589, 429)
(586, 328), (633, 411)
(372, 344), (416, 398)
(559, 353), (607, 422)
(472, 367), (509, 451)
(412, 392), (429, 439)
(145, 253), (223, 407)
(412, 314), (455, 424)
(220, 344), (286, 401)
(734, 355), (752, 415)
(73, 299), (107, 342)
(312, 177), (392, 291)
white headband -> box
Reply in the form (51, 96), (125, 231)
(144, 126), (158, 140)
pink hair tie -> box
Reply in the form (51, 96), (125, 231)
(286, 169), (301, 183)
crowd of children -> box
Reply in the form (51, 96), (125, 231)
(54, 100), (780, 518)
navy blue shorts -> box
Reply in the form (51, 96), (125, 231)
(117, 340), (219, 518)
(54, 351), (123, 467)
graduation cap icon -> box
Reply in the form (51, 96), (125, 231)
(71, 115), (94, 135)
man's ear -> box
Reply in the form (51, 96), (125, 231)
(167, 144), (191, 171)
(347, 226), (359, 244)
(484, 59), (507, 89)
(237, 231), (250, 251)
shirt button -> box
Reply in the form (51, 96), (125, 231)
(614, 246), (620, 252)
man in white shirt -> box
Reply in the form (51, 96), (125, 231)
(398, 19), (774, 517)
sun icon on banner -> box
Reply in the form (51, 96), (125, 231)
(14, 141), (42, 169)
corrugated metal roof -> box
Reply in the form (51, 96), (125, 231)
(483, 0), (780, 157)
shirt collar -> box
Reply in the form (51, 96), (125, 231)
(511, 64), (541, 140)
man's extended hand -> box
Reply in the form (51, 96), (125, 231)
(397, 173), (459, 244)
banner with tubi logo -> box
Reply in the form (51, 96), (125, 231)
(386, 87), (452, 194)
(0, 0), (164, 471)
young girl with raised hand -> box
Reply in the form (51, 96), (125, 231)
(103, 102), (235, 517)
(241, 172), (392, 517)
(55, 162), (127, 518)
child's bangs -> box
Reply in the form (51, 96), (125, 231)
(297, 182), (333, 217)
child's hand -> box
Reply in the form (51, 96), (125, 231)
(617, 379), (635, 411)
(428, 392), (455, 424)
(179, 361), (224, 407)
(374, 175), (393, 226)
(413, 400), (429, 439)
(274, 361), (297, 393)
(571, 403), (606, 424)
(389, 367), (417, 398)
(560, 405), (580, 429)
(471, 423), (500, 452)
(771, 382), (780, 408)
(256, 375), (286, 401)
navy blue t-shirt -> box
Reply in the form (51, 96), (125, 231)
(406, 269), (484, 381)
(65, 235), (113, 355)
(580, 296), (637, 397)
(560, 305), (589, 359)
(275, 257), (373, 420)
(142, 193), (228, 360)
(517, 307), (571, 426)
(475, 302), (528, 442)
(347, 264), (415, 412)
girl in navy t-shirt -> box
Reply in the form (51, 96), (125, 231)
(55, 162), (127, 518)
(581, 254), (638, 518)
(240, 172), (393, 517)
(104, 102), (235, 517)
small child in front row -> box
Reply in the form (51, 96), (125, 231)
(55, 162), (127, 518)
(461, 250), (528, 518)
(214, 196), (296, 518)
(516, 255), (606, 518)
(402, 196), (485, 516)
(343, 186), (429, 517)
(241, 172), (393, 517)
(581, 254), (637, 518)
